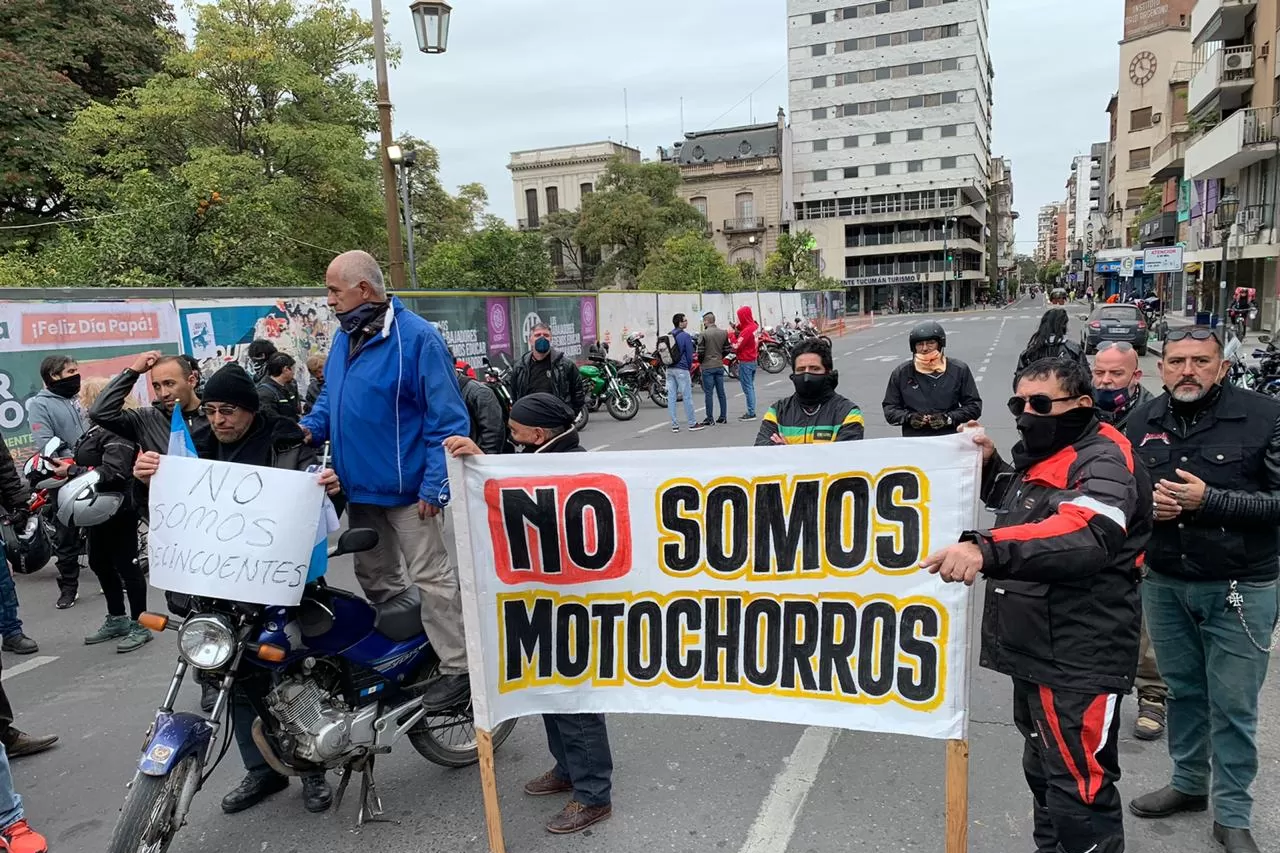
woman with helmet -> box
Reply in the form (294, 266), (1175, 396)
(882, 321), (983, 438)
(59, 377), (151, 653)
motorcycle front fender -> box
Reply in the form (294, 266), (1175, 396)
(138, 711), (215, 776)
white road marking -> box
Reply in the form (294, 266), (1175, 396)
(738, 726), (839, 853)
(637, 421), (669, 434)
(2, 656), (58, 681)
(767, 379), (784, 386)
(975, 375), (985, 382)
(589, 444), (611, 452)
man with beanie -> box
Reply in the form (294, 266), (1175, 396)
(134, 363), (341, 816)
(303, 250), (473, 711)
(25, 354), (85, 610)
(756, 339), (863, 445)
(445, 393), (613, 835)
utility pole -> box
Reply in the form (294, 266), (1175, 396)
(371, 0), (406, 290)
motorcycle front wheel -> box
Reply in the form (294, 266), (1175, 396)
(106, 755), (201, 853)
(760, 346), (787, 374)
(649, 386), (668, 407)
(607, 390), (640, 421)
(409, 710), (517, 769)
(574, 407), (589, 431)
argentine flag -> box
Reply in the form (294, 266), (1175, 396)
(307, 494), (342, 582)
(168, 406), (197, 458)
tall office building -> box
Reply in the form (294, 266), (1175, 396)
(786, 0), (993, 312)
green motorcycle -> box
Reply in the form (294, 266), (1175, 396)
(579, 343), (640, 421)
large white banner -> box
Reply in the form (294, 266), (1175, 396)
(451, 435), (981, 740)
(148, 455), (325, 606)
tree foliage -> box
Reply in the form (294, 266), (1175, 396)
(419, 223), (553, 296)
(762, 230), (833, 291)
(638, 233), (742, 292)
(541, 209), (594, 284)
(396, 133), (488, 254)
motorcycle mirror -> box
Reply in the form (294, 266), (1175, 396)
(482, 356), (492, 367)
(331, 527), (379, 557)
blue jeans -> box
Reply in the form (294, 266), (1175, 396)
(543, 713), (612, 807)
(666, 368), (696, 427)
(0, 541), (20, 639)
(702, 367), (727, 421)
(0, 743), (24, 830)
(1144, 571), (1278, 828)
(738, 361), (758, 416)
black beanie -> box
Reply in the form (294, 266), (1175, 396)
(203, 364), (260, 412)
(510, 393), (575, 429)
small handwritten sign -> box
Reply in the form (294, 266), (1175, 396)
(148, 455), (324, 606)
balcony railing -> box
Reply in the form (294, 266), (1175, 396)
(1192, 0), (1257, 47)
(1185, 106), (1279, 179)
(1189, 44), (1255, 113)
(723, 217), (765, 233)
(844, 230), (980, 248)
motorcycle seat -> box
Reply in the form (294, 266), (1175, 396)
(373, 585), (425, 642)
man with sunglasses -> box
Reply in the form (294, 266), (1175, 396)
(1124, 327), (1280, 853)
(922, 357), (1149, 853)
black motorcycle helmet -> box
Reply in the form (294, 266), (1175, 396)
(908, 321), (946, 352)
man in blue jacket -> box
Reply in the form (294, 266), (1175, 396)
(303, 250), (474, 710)
(664, 314), (704, 434)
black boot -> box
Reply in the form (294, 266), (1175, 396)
(1129, 785), (1208, 818)
(301, 773), (332, 813)
(1213, 823), (1261, 853)
(221, 770), (289, 814)
(418, 673), (470, 709)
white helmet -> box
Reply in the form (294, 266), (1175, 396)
(23, 438), (67, 490)
(56, 470), (124, 527)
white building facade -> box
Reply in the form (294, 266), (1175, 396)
(786, 0), (993, 312)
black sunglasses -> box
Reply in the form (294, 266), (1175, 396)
(1007, 394), (1078, 416)
(1165, 328), (1218, 343)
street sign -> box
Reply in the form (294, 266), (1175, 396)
(1120, 257), (1136, 278)
(1143, 246), (1184, 273)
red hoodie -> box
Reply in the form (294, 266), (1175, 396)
(735, 305), (760, 362)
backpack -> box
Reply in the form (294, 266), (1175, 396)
(655, 333), (678, 367)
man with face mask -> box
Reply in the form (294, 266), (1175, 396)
(1124, 328), (1280, 853)
(445, 393), (613, 835)
(755, 339), (863, 445)
(882, 321), (983, 438)
(1090, 341), (1164, 741)
(25, 355), (86, 610)
(509, 322), (586, 416)
(922, 357), (1150, 853)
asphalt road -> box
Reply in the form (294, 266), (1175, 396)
(8, 295), (1278, 853)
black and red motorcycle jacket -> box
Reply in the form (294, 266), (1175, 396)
(964, 420), (1152, 694)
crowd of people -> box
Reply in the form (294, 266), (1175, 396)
(0, 256), (1276, 852)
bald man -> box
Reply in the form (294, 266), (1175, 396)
(1090, 341), (1164, 741)
(302, 251), (474, 710)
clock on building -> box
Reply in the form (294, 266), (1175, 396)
(1129, 51), (1158, 86)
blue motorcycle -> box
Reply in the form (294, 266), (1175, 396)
(107, 529), (516, 852)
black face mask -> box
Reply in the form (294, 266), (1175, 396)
(48, 375), (81, 399)
(1015, 406), (1096, 458)
(791, 370), (838, 403)
(336, 302), (385, 335)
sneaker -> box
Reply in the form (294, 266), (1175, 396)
(1134, 698), (1166, 741)
(700, 418), (715, 427)
(688, 423), (706, 432)
(716, 417), (727, 424)
(85, 615), (131, 645)
(1, 730), (58, 759)
(116, 621), (153, 654)
(671, 426), (680, 433)
(738, 413), (757, 421)
(0, 819), (47, 853)
(54, 589), (78, 610)
(1, 634), (38, 655)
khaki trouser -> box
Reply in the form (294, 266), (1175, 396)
(348, 503), (468, 674)
(1136, 588), (1168, 704)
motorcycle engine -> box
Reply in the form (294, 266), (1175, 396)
(265, 673), (371, 765)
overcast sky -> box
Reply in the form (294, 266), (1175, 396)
(178, 0), (1123, 254)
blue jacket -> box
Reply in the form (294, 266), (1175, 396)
(302, 297), (470, 508)
(671, 328), (695, 372)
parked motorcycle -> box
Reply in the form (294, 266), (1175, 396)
(107, 528), (516, 852)
(617, 333), (668, 409)
(756, 328), (788, 374)
(4, 437), (67, 575)
(579, 343), (639, 421)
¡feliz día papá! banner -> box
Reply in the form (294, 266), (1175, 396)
(147, 455), (325, 607)
(449, 434), (982, 741)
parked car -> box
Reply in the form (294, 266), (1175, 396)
(1081, 303), (1149, 356)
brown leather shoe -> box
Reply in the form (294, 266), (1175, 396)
(546, 800), (612, 834)
(2, 730), (58, 759)
(524, 769), (573, 797)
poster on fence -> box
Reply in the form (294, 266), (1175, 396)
(450, 435), (981, 740)
(511, 296), (596, 359)
(147, 455), (325, 607)
(0, 301), (180, 459)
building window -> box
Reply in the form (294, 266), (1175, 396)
(580, 182), (593, 196)
(524, 188), (539, 228)
(843, 38), (857, 51)
(876, 162), (891, 176)
(876, 33), (891, 47)
(941, 91), (958, 105)
(813, 107), (827, 120)
(876, 99), (891, 112)
(908, 95), (924, 108)
(1128, 147), (1151, 170)
(876, 131), (892, 144)
(941, 156), (957, 169)
(1130, 107), (1153, 131)
(908, 160), (923, 172)
(813, 170), (828, 182)
(545, 186), (559, 215)
(941, 124), (958, 137)
(812, 43), (827, 56)
(811, 11), (826, 24)
(690, 196), (708, 221)
(907, 128), (924, 141)
(909, 62), (924, 76)
(813, 76), (827, 88)
(844, 166), (860, 179)
(909, 0), (924, 7)
(941, 58), (959, 72)
(814, 138), (828, 152)
(1125, 187), (1146, 208)
(845, 135), (859, 148)
(876, 1), (890, 11)
(736, 192), (755, 220)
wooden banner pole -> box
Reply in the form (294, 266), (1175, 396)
(476, 727), (507, 853)
(945, 738), (970, 853)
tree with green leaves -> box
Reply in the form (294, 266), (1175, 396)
(0, 0), (178, 247)
(762, 229), (832, 290)
(637, 233), (743, 292)
(419, 223), (553, 295)
(576, 158), (704, 287)
(541, 209), (594, 285)
(394, 134), (488, 254)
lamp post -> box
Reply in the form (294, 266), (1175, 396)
(941, 213), (955, 312)
(387, 145), (420, 289)
(1217, 191), (1239, 332)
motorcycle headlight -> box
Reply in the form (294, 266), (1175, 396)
(177, 615), (237, 670)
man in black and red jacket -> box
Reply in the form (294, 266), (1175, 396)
(923, 357), (1151, 853)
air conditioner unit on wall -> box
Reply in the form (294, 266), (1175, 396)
(1225, 48), (1254, 71)
(1243, 206), (1263, 234)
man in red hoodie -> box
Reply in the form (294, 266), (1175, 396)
(734, 305), (761, 420)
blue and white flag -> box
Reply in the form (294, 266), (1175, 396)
(168, 406), (197, 458)
(306, 496), (342, 582)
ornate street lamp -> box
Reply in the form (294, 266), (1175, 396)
(410, 0), (451, 54)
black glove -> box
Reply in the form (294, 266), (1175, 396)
(908, 413), (928, 429)
(8, 508), (29, 531)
